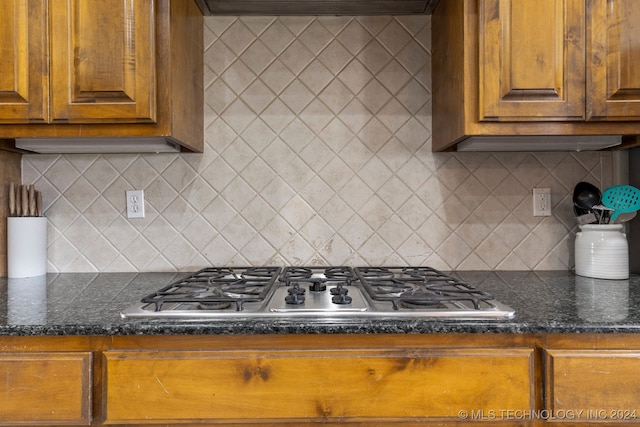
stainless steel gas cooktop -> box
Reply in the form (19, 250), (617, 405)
(121, 266), (515, 320)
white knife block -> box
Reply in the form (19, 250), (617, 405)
(7, 217), (47, 278)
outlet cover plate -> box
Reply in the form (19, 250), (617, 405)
(126, 190), (145, 219)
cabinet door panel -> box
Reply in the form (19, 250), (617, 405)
(479, 0), (585, 121)
(545, 349), (640, 414)
(50, 0), (156, 123)
(0, 0), (48, 123)
(587, 0), (640, 120)
(104, 348), (534, 423)
(0, 352), (92, 425)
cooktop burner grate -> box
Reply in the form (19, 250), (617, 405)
(139, 266), (281, 312)
(355, 266), (497, 311)
(279, 266), (356, 283)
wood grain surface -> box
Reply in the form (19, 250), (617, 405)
(0, 149), (21, 277)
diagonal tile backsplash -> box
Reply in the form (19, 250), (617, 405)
(23, 15), (612, 273)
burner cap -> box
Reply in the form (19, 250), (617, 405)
(197, 301), (232, 310)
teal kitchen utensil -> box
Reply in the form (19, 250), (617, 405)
(602, 185), (640, 221)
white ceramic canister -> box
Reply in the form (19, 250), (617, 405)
(574, 224), (629, 280)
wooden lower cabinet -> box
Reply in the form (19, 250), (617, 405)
(6, 334), (640, 426)
(545, 349), (640, 423)
(103, 348), (534, 424)
(0, 351), (92, 425)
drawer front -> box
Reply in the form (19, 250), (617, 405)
(545, 349), (640, 418)
(104, 348), (534, 423)
(0, 352), (92, 425)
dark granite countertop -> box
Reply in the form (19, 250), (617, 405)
(0, 270), (638, 336)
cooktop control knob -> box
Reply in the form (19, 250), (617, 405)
(330, 285), (348, 295)
(331, 285), (351, 304)
(285, 293), (305, 304)
(309, 281), (327, 292)
(285, 284), (306, 304)
(332, 294), (352, 305)
(287, 283), (305, 294)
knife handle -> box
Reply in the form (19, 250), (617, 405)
(21, 185), (28, 217)
(28, 185), (36, 216)
(36, 190), (43, 217)
(8, 182), (15, 217)
(15, 185), (22, 217)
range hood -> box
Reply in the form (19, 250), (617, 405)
(456, 135), (623, 152)
(15, 137), (182, 154)
(193, 0), (440, 15)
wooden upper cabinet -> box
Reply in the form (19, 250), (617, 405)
(432, 0), (640, 151)
(0, 0), (49, 123)
(479, 0), (586, 121)
(587, 0), (640, 120)
(50, 0), (156, 123)
(0, 0), (203, 152)
(479, 0), (640, 122)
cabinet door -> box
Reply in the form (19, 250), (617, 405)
(479, 0), (585, 121)
(0, 0), (48, 123)
(0, 352), (92, 425)
(50, 0), (156, 123)
(104, 348), (534, 423)
(587, 0), (640, 120)
(545, 349), (640, 418)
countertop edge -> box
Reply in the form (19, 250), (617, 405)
(2, 321), (640, 336)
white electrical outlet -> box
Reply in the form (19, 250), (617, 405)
(126, 190), (145, 219)
(533, 188), (551, 217)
